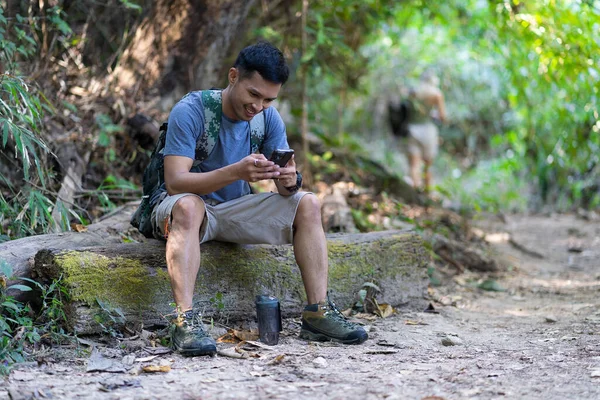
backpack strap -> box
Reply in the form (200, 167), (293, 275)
(249, 110), (265, 153)
(194, 90), (223, 165)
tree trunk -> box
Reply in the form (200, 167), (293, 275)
(337, 82), (347, 138)
(28, 230), (427, 335)
(299, 0), (313, 187)
(112, 0), (257, 111)
(51, 144), (90, 232)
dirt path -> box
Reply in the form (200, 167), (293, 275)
(2, 214), (600, 400)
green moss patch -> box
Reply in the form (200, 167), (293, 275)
(56, 251), (169, 311)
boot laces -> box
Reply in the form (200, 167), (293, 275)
(322, 298), (357, 329)
(181, 311), (208, 337)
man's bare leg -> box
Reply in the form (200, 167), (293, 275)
(165, 196), (205, 312)
(293, 194), (328, 304)
(295, 193), (368, 344)
(409, 153), (422, 189)
(166, 196), (215, 356)
(424, 160), (432, 194)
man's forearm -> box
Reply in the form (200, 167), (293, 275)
(166, 165), (239, 196)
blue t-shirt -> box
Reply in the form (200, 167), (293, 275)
(159, 91), (289, 204)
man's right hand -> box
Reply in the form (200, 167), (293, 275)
(237, 155), (280, 183)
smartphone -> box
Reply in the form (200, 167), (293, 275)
(269, 149), (294, 167)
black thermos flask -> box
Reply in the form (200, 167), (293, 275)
(255, 295), (282, 345)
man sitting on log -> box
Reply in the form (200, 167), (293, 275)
(146, 42), (367, 356)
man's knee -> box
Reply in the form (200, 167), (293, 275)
(171, 196), (205, 231)
(295, 194), (321, 225)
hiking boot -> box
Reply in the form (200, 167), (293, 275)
(171, 310), (217, 357)
(299, 298), (368, 344)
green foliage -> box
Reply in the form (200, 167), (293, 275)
(0, 7), (75, 238)
(254, 1), (397, 139)
(477, 278), (505, 292)
(436, 154), (528, 214)
(351, 209), (378, 232)
(208, 292), (226, 325)
(95, 113), (123, 164)
(99, 174), (137, 191)
(1, 260), (71, 375)
(427, 264), (442, 287)
(264, 1), (598, 212)
(94, 299), (126, 338)
(0, 171), (59, 239)
(118, 0), (143, 12)
(0, 73), (50, 186)
(209, 292), (225, 312)
(354, 282), (381, 312)
(344, 0), (600, 212)
(486, 1), (599, 208)
(47, 6), (73, 36)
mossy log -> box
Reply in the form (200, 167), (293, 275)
(31, 230), (429, 335)
(0, 231), (119, 281)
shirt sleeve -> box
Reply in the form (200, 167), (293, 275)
(261, 107), (290, 159)
(164, 97), (205, 160)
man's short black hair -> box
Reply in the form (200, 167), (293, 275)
(234, 41), (289, 85)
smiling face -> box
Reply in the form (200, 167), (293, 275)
(222, 68), (281, 121)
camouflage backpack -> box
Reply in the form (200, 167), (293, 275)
(130, 90), (265, 238)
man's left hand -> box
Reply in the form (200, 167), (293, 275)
(275, 155), (297, 189)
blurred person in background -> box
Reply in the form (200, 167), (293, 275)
(405, 70), (447, 192)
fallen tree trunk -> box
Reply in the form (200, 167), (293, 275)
(1, 203), (147, 280)
(0, 231), (121, 283)
(30, 230), (428, 335)
(0, 203), (146, 309)
(429, 233), (499, 272)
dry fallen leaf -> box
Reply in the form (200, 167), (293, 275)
(267, 354), (286, 365)
(233, 329), (259, 342)
(241, 340), (274, 350)
(70, 223), (87, 232)
(218, 347), (248, 359)
(374, 303), (394, 318)
(217, 329), (259, 343)
(353, 313), (378, 321)
(217, 331), (237, 343)
(235, 341), (260, 358)
(142, 365), (171, 373)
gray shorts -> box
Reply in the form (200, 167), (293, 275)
(407, 122), (439, 162)
(151, 191), (310, 245)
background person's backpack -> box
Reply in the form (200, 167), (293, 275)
(130, 90), (265, 238)
(388, 99), (413, 138)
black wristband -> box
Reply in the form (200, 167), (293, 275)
(284, 171), (302, 193)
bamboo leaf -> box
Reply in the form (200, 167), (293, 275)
(8, 284), (32, 292)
